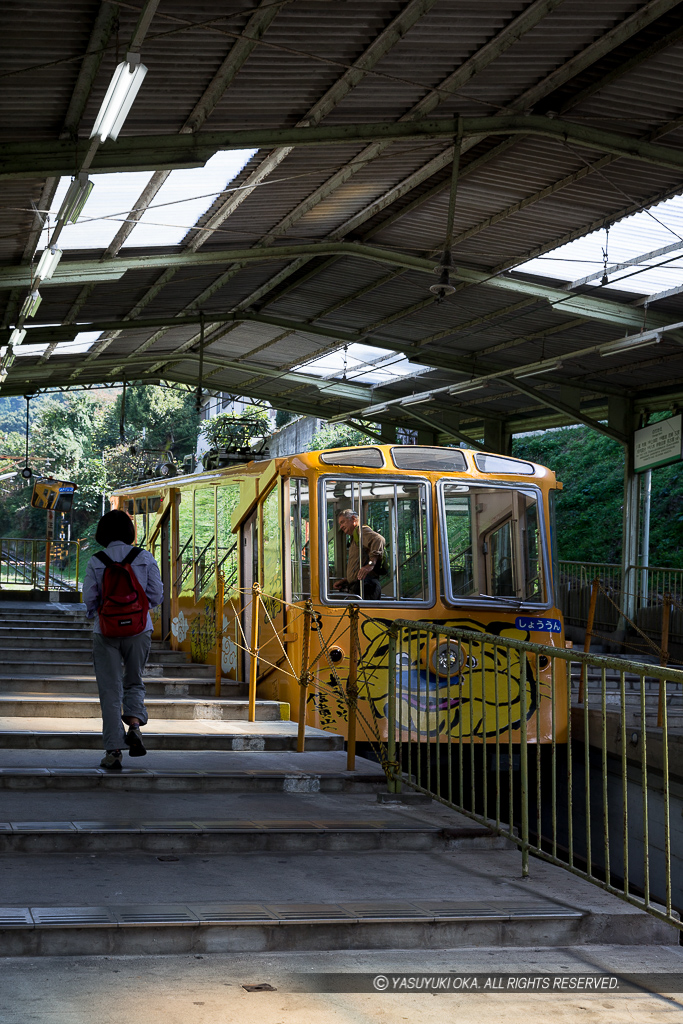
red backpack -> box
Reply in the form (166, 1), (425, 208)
(94, 547), (150, 638)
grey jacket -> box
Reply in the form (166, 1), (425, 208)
(83, 541), (163, 635)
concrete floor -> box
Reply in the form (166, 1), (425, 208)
(0, 845), (664, 916)
(1, 945), (682, 1024)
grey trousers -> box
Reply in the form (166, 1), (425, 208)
(92, 630), (151, 751)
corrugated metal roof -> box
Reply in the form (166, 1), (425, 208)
(3, 0), (683, 436)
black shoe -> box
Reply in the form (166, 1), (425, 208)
(100, 750), (123, 771)
(125, 725), (147, 757)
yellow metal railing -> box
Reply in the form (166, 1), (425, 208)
(0, 537), (82, 592)
(384, 619), (683, 934)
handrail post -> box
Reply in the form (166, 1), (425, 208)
(579, 576), (599, 702)
(386, 624), (399, 794)
(519, 658), (530, 878)
(297, 600), (313, 753)
(346, 604), (359, 772)
(75, 539), (81, 594)
(43, 539), (51, 591)
(248, 583), (260, 723)
(658, 592), (671, 728)
(214, 571), (225, 698)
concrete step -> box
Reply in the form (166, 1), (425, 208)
(0, 659), (215, 679)
(0, 843), (673, 956)
(0, 749), (386, 791)
(0, 676), (246, 698)
(0, 819), (500, 855)
(0, 899), (591, 956)
(0, 718), (342, 752)
(0, 695), (288, 722)
(0, 640), (192, 665)
(0, 627), (94, 641)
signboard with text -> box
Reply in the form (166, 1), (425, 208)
(30, 478), (77, 513)
(634, 414), (682, 473)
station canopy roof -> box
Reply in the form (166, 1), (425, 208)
(3, 0), (683, 449)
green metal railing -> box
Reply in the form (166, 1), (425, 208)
(385, 619), (683, 934)
(0, 537), (81, 592)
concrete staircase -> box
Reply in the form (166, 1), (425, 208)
(0, 601), (677, 957)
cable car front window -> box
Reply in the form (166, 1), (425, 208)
(440, 482), (547, 606)
(322, 477), (431, 604)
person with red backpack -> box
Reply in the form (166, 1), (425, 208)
(83, 510), (163, 770)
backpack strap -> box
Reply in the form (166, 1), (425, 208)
(121, 546), (143, 566)
(94, 551), (114, 568)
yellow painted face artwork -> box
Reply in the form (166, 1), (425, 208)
(358, 619), (538, 739)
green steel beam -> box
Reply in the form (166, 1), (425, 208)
(505, 376), (628, 444)
(6, 115), (683, 178)
(3, 240), (681, 339)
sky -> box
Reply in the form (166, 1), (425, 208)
(518, 193), (683, 299)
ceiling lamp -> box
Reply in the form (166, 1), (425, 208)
(35, 246), (62, 282)
(8, 328), (26, 346)
(599, 332), (662, 356)
(513, 360), (562, 378)
(402, 393), (436, 407)
(0, 345), (16, 382)
(57, 173), (94, 224)
(90, 52), (148, 143)
(19, 290), (42, 319)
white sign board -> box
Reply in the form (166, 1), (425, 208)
(634, 414), (682, 473)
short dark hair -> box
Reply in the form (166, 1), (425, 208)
(95, 509), (135, 546)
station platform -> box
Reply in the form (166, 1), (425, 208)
(0, 601), (677, 959)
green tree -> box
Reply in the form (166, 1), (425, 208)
(104, 384), (200, 458)
(202, 405), (270, 451)
(308, 422), (376, 451)
(512, 425), (683, 568)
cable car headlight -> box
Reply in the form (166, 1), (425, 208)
(429, 640), (462, 678)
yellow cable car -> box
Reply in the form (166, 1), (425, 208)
(111, 444), (566, 745)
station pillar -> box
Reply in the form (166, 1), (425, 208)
(609, 398), (639, 635)
(484, 418), (511, 455)
(380, 422), (397, 444)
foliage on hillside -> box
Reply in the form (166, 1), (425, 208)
(512, 426), (683, 568)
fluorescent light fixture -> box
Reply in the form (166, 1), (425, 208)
(369, 403), (390, 414)
(35, 246), (62, 281)
(8, 328), (26, 346)
(19, 290), (42, 319)
(448, 382), (483, 396)
(57, 173), (94, 224)
(513, 360), (562, 378)
(402, 393), (435, 407)
(90, 52), (148, 143)
(0, 345), (16, 378)
(599, 332), (662, 357)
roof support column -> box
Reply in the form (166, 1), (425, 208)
(608, 397), (639, 636)
(484, 419), (511, 455)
